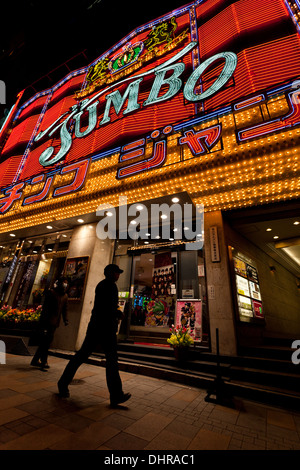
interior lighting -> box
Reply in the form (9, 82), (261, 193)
(77, 219), (84, 223)
(172, 197), (180, 203)
(46, 225), (53, 229)
(294, 221), (300, 225)
(106, 212), (113, 217)
(136, 205), (144, 210)
(273, 235), (279, 239)
(161, 214), (168, 219)
(266, 228), (272, 231)
(9, 233), (16, 237)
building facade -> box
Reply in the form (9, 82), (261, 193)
(0, 0), (299, 357)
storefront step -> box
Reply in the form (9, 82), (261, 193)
(0, 334), (35, 356)
(229, 365), (300, 392)
(238, 344), (294, 361)
(49, 349), (300, 411)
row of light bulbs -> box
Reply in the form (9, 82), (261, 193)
(0, 91), (299, 232)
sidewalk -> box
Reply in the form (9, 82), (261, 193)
(0, 353), (300, 452)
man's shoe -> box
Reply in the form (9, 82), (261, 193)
(110, 392), (131, 407)
(57, 381), (70, 398)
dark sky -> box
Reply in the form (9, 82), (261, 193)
(0, 0), (189, 111)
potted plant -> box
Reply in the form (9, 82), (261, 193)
(167, 325), (194, 361)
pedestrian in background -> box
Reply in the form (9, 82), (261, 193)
(31, 276), (69, 370)
(57, 264), (131, 407)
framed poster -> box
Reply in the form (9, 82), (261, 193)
(232, 252), (264, 322)
(64, 256), (90, 300)
(176, 299), (202, 342)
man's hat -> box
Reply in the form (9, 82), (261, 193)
(104, 264), (124, 276)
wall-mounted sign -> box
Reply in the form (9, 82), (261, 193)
(1, 0), (300, 218)
(210, 226), (220, 262)
(233, 252), (264, 321)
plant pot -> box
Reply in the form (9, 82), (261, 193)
(173, 346), (189, 362)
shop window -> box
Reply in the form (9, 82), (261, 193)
(131, 251), (177, 329)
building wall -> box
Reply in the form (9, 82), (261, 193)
(52, 223), (115, 351)
(224, 221), (300, 339)
(204, 211), (237, 356)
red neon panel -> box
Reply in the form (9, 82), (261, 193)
(0, 156), (23, 188)
(197, 0), (288, 59)
(1, 114), (42, 155)
(204, 34), (300, 112)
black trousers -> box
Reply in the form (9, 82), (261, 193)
(32, 326), (56, 365)
(58, 331), (123, 401)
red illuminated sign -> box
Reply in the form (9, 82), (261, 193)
(1, 0), (300, 211)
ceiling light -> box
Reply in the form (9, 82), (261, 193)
(77, 219), (84, 223)
(62, 234), (67, 238)
(46, 225), (53, 229)
(144, 241), (149, 244)
(273, 235), (279, 239)
(294, 221), (300, 225)
(161, 214), (168, 219)
(136, 205), (143, 210)
(155, 235), (160, 239)
(106, 211), (113, 217)
(9, 233), (16, 237)
(145, 233), (150, 236)
(172, 197), (179, 203)
(130, 220), (137, 224)
(173, 228), (178, 232)
(266, 228), (272, 231)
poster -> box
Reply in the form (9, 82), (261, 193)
(64, 256), (89, 300)
(234, 258), (247, 278)
(252, 300), (264, 318)
(249, 281), (261, 301)
(236, 275), (250, 297)
(233, 254), (264, 321)
(175, 300), (202, 341)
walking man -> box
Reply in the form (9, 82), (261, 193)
(57, 264), (131, 407)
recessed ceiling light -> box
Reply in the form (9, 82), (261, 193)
(46, 225), (53, 229)
(106, 211), (113, 217)
(136, 205), (143, 210)
(9, 233), (16, 237)
(273, 235), (279, 239)
(144, 241), (149, 244)
(130, 220), (137, 225)
(62, 234), (67, 238)
(161, 214), (168, 219)
(77, 219), (84, 223)
(294, 221), (300, 225)
(266, 228), (272, 231)
(172, 197), (179, 203)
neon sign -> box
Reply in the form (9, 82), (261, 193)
(36, 44), (237, 167)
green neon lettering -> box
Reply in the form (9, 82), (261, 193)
(99, 78), (143, 125)
(183, 52), (237, 101)
(143, 63), (185, 107)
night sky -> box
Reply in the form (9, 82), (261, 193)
(0, 0), (189, 114)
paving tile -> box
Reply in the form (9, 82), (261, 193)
(103, 431), (148, 450)
(74, 422), (120, 447)
(187, 428), (231, 450)
(0, 407), (29, 426)
(267, 410), (297, 431)
(170, 388), (201, 403)
(0, 393), (35, 411)
(77, 403), (114, 421)
(145, 428), (191, 450)
(125, 412), (173, 441)
(8, 381), (56, 394)
(55, 413), (95, 432)
(0, 424), (73, 450)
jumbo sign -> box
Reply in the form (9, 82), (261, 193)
(37, 43), (236, 168)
